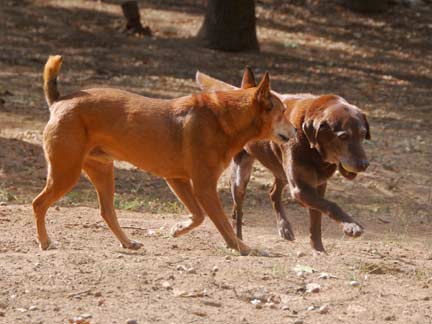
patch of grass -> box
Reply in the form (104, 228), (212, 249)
(0, 185), (18, 203)
(356, 260), (402, 275)
(62, 190), (98, 207)
(413, 268), (432, 283)
(114, 195), (184, 214)
(272, 263), (291, 278)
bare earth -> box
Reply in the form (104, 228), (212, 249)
(0, 1), (431, 323)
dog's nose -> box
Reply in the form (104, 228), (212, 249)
(357, 159), (369, 171)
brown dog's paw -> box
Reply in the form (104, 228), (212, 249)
(277, 219), (295, 241)
(342, 222), (364, 237)
(121, 240), (143, 250)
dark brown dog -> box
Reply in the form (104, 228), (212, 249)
(196, 70), (370, 252)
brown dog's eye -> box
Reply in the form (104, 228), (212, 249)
(337, 131), (349, 140)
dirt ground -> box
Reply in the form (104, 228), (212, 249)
(0, 0), (431, 323)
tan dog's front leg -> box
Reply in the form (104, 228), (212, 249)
(84, 160), (142, 250)
(192, 177), (266, 256)
(166, 178), (205, 237)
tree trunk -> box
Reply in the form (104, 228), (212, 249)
(339, 0), (390, 13)
(121, 1), (152, 36)
(198, 0), (259, 52)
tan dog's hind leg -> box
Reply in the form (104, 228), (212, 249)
(32, 157), (83, 250)
(166, 179), (205, 237)
(83, 159), (142, 250)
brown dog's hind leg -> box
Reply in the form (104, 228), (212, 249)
(269, 177), (294, 241)
(167, 178), (205, 237)
(230, 149), (255, 240)
(83, 159), (142, 250)
(309, 183), (326, 253)
(32, 157), (83, 250)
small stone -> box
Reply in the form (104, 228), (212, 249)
(306, 283), (321, 293)
(81, 314), (92, 319)
(186, 267), (196, 274)
(212, 266), (219, 273)
(161, 281), (172, 289)
(281, 305), (290, 310)
(319, 304), (329, 314)
(16, 308), (27, 313)
(94, 291), (102, 297)
(0, 202), (7, 206)
(318, 272), (336, 279)
(176, 265), (187, 271)
(126, 320), (138, 324)
(97, 298), (105, 306)
(384, 315), (396, 321)
(350, 280), (360, 287)
(224, 255), (232, 261)
(29, 306), (38, 311)
(250, 299), (261, 306)
(55, 206), (60, 211)
(293, 320), (304, 324)
(307, 305), (316, 311)
(296, 251), (305, 258)
(0, 311), (4, 317)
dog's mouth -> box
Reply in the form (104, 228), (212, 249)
(338, 163), (357, 180)
(277, 133), (290, 143)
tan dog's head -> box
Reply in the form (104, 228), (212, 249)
(302, 95), (371, 178)
(196, 67), (296, 144)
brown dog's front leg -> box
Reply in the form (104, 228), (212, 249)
(293, 184), (363, 238)
(309, 183), (326, 252)
(230, 149), (255, 240)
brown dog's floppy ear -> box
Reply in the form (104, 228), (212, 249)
(302, 120), (317, 148)
(363, 114), (371, 140)
(255, 72), (273, 111)
(241, 66), (256, 89)
(302, 119), (331, 149)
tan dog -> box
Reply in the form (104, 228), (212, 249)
(196, 70), (370, 252)
(32, 56), (296, 255)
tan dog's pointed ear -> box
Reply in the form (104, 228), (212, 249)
(241, 66), (256, 89)
(255, 72), (272, 111)
(195, 71), (237, 92)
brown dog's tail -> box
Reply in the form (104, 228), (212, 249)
(43, 55), (63, 106)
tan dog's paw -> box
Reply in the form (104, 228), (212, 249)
(342, 222), (364, 237)
(170, 220), (193, 237)
(39, 238), (53, 251)
(121, 240), (143, 250)
(277, 219), (295, 241)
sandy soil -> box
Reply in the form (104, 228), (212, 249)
(0, 0), (431, 323)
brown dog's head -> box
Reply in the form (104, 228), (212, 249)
(196, 67), (296, 144)
(302, 95), (370, 178)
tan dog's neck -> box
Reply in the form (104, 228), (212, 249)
(197, 89), (264, 150)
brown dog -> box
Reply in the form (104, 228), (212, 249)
(33, 56), (296, 255)
(196, 70), (370, 252)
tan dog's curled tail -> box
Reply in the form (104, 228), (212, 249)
(43, 55), (63, 106)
